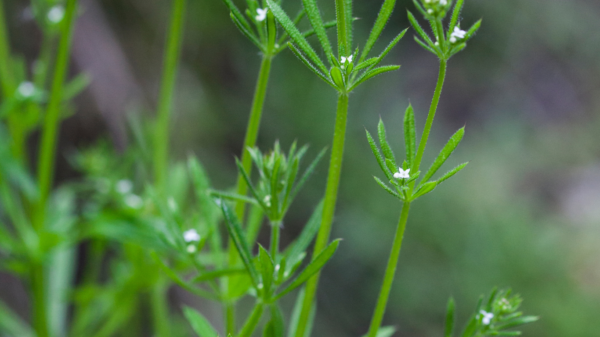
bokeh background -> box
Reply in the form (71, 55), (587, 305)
(3, 0), (600, 336)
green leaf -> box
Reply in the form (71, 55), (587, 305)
(288, 43), (337, 89)
(258, 245), (275, 295)
(411, 181), (436, 200)
(275, 239), (341, 300)
(267, 0), (327, 73)
(263, 305), (285, 337)
(378, 119), (396, 166)
(0, 299), (34, 337)
(153, 253), (218, 300)
(437, 162), (468, 185)
(368, 28), (408, 70)
(374, 176), (401, 199)
(288, 148), (326, 205)
(235, 158), (269, 211)
(220, 0), (252, 33)
(366, 129), (393, 180)
(466, 20), (482, 40)
(355, 57), (379, 71)
(330, 66), (345, 89)
(404, 104), (416, 167)
(285, 200), (324, 273)
(407, 11), (435, 50)
(414, 36), (437, 54)
(350, 65), (400, 91)
(183, 306), (219, 337)
(360, 0), (397, 62)
(448, 0), (464, 38)
(287, 290), (316, 337)
(301, 0), (333, 56)
(422, 127), (465, 182)
(460, 316), (478, 337)
(62, 73), (91, 101)
(231, 13), (264, 51)
(445, 297), (455, 337)
(210, 190), (259, 205)
(218, 200), (261, 288)
(360, 326), (396, 337)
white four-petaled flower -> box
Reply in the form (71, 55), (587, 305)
(480, 310), (494, 325)
(47, 5), (65, 24)
(341, 55), (353, 64)
(450, 26), (467, 43)
(183, 229), (201, 243)
(394, 168), (410, 179)
(256, 8), (268, 22)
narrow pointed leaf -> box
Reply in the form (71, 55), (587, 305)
(437, 162), (468, 185)
(235, 158), (269, 211)
(448, 0), (464, 37)
(360, 0), (397, 62)
(288, 289), (316, 337)
(350, 65), (401, 91)
(275, 239), (341, 299)
(289, 148), (326, 204)
(153, 254), (218, 300)
(361, 326), (396, 337)
(288, 43), (337, 89)
(368, 28), (408, 71)
(422, 127), (465, 182)
(355, 57), (379, 71)
(183, 306), (220, 337)
(414, 36), (437, 54)
(209, 190), (259, 205)
(411, 181), (436, 200)
(220, 0), (252, 32)
(192, 267), (246, 283)
(445, 298), (455, 337)
(258, 245), (275, 293)
(366, 129), (393, 180)
(285, 200), (324, 271)
(378, 119), (396, 165)
(374, 176), (401, 199)
(231, 13), (264, 51)
(302, 0), (333, 56)
(407, 11), (433, 46)
(218, 200), (261, 287)
(267, 0), (328, 73)
(404, 104), (416, 167)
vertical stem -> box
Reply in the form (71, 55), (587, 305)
(238, 303), (264, 337)
(295, 94), (349, 337)
(334, 0), (349, 56)
(35, 0), (78, 225)
(412, 60), (447, 173)
(31, 265), (49, 337)
(151, 281), (170, 337)
(233, 55), (273, 220)
(225, 54), (272, 335)
(153, 0), (187, 192)
(270, 221), (280, 257)
(0, 0), (14, 96)
(367, 202), (411, 337)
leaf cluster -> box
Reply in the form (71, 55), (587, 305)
(367, 105), (467, 202)
(408, 0), (481, 60)
(267, 0), (406, 93)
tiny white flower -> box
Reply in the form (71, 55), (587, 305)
(186, 244), (197, 253)
(255, 8), (268, 22)
(480, 310), (494, 325)
(17, 81), (35, 98)
(341, 54), (353, 64)
(263, 195), (271, 207)
(116, 179), (133, 194)
(47, 5), (65, 24)
(393, 168), (410, 179)
(275, 264), (280, 272)
(427, 9), (434, 14)
(440, 0), (448, 5)
(450, 26), (467, 43)
(125, 194), (143, 209)
(183, 229), (201, 243)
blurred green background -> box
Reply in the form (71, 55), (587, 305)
(3, 0), (600, 336)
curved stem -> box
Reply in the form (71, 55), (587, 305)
(367, 202), (411, 337)
(294, 94), (349, 337)
(412, 60), (447, 173)
(153, 0), (187, 192)
(237, 302), (264, 337)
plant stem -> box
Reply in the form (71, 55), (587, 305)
(0, 1), (14, 96)
(367, 202), (411, 337)
(233, 55), (273, 221)
(35, 0), (78, 226)
(334, 0), (350, 55)
(237, 302), (264, 337)
(294, 94), (349, 337)
(153, 0), (187, 192)
(31, 264), (49, 337)
(270, 221), (280, 257)
(151, 281), (171, 337)
(225, 54), (272, 335)
(412, 60), (447, 173)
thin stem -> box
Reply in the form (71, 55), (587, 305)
(151, 281), (170, 337)
(412, 60), (447, 173)
(35, 0), (78, 226)
(225, 54), (273, 334)
(294, 94), (350, 337)
(367, 202), (411, 337)
(0, 0), (15, 96)
(270, 221), (280, 257)
(153, 0), (187, 192)
(31, 264), (49, 337)
(237, 302), (264, 337)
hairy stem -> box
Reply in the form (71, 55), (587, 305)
(153, 0), (187, 192)
(237, 302), (264, 337)
(295, 94), (349, 337)
(367, 202), (411, 337)
(412, 60), (447, 173)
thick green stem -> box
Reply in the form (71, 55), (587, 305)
(294, 94), (349, 337)
(367, 202), (411, 337)
(153, 0), (187, 192)
(237, 302), (264, 337)
(35, 0), (78, 225)
(412, 60), (447, 173)
(270, 221), (280, 257)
